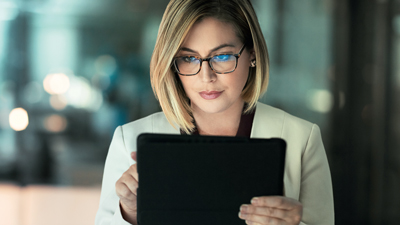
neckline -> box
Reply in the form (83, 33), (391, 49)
(181, 106), (256, 137)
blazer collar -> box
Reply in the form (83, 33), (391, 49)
(158, 102), (285, 138)
(250, 102), (284, 139)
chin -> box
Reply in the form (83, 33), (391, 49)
(200, 107), (227, 114)
(192, 100), (232, 114)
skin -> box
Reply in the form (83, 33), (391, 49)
(177, 17), (253, 136)
(115, 152), (138, 224)
(116, 17), (303, 225)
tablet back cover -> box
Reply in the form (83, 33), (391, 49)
(136, 133), (286, 225)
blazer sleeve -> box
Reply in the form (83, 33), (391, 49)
(299, 124), (334, 224)
(95, 126), (133, 225)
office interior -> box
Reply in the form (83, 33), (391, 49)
(0, 0), (399, 224)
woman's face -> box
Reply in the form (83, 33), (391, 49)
(177, 17), (255, 115)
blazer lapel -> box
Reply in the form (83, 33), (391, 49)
(251, 102), (294, 198)
(250, 102), (284, 139)
(156, 102), (286, 137)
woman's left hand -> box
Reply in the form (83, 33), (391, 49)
(238, 196), (303, 225)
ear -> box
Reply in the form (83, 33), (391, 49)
(249, 48), (256, 61)
(248, 48), (256, 67)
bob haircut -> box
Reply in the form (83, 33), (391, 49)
(150, 0), (269, 134)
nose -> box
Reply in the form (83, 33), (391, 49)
(199, 60), (216, 83)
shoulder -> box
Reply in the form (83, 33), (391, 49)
(253, 102), (315, 139)
(121, 111), (179, 136)
(122, 111), (163, 130)
(256, 102), (313, 127)
(116, 111), (180, 153)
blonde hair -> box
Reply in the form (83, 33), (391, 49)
(150, 0), (269, 134)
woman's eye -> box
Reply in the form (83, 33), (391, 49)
(213, 54), (232, 62)
(182, 56), (197, 63)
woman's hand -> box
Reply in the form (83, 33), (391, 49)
(238, 196), (302, 225)
(115, 152), (138, 225)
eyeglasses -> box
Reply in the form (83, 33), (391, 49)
(173, 44), (246, 76)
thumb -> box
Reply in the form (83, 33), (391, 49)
(131, 151), (137, 161)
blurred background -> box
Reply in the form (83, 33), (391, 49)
(0, 0), (398, 224)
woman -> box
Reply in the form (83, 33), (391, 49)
(95, 0), (334, 224)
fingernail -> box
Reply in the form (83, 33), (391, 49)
(251, 197), (259, 204)
(238, 212), (246, 219)
(240, 204), (248, 212)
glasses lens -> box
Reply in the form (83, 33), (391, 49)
(210, 55), (236, 73)
(175, 56), (200, 75)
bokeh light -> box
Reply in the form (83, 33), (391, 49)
(94, 55), (117, 76)
(9, 108), (29, 131)
(91, 74), (111, 90)
(92, 55), (116, 91)
(43, 73), (70, 95)
(307, 89), (333, 113)
(65, 76), (103, 112)
(23, 81), (44, 104)
(44, 114), (68, 133)
(50, 95), (68, 111)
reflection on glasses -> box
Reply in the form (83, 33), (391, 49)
(173, 44), (246, 76)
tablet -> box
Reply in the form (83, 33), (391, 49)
(136, 133), (286, 225)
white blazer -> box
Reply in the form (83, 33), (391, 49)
(95, 102), (334, 225)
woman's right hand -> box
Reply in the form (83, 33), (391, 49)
(116, 152), (139, 224)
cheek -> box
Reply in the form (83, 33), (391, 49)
(179, 77), (189, 87)
(233, 56), (251, 89)
(178, 76), (193, 95)
(232, 68), (249, 90)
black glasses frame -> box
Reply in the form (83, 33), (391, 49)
(173, 44), (246, 76)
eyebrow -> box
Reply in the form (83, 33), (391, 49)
(179, 43), (236, 55)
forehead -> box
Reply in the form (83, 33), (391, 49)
(180, 17), (242, 52)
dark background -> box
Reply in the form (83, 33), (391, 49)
(0, 0), (399, 224)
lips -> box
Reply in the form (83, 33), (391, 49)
(199, 91), (223, 100)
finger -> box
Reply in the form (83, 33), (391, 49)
(117, 172), (139, 194)
(129, 163), (139, 181)
(239, 212), (284, 225)
(116, 181), (137, 200)
(116, 165), (139, 196)
(251, 196), (301, 210)
(126, 174), (139, 195)
(131, 151), (137, 161)
(245, 222), (263, 225)
(120, 199), (138, 212)
(240, 204), (288, 219)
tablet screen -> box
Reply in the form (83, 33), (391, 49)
(137, 133), (286, 225)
